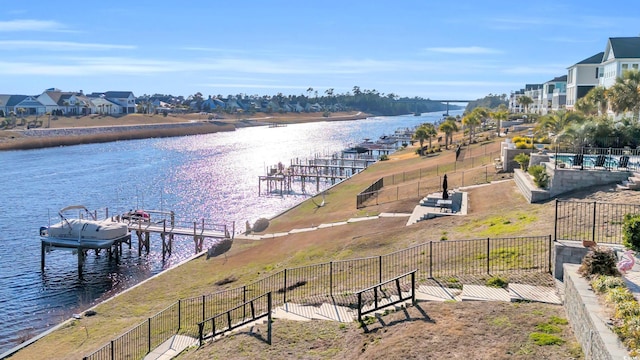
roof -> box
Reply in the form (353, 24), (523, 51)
(525, 84), (542, 90)
(3, 95), (28, 107)
(609, 37), (640, 59)
(547, 75), (567, 83)
(576, 52), (604, 65)
(104, 91), (134, 98)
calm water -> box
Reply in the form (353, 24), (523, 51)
(0, 110), (460, 353)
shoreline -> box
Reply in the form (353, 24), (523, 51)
(0, 111), (369, 151)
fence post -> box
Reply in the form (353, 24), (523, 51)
(592, 201), (597, 244)
(486, 238), (491, 274)
(548, 235), (553, 274)
(429, 241), (433, 278)
(178, 299), (181, 331)
(553, 199), (558, 242)
(243, 286), (247, 319)
(411, 271), (416, 305)
(379, 256), (383, 284)
(267, 292), (272, 345)
(148, 317), (151, 354)
(330, 261), (333, 297)
(283, 268), (287, 303)
(110, 340), (114, 360)
(202, 295), (205, 322)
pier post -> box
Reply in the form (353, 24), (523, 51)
(41, 242), (45, 271)
(77, 248), (85, 277)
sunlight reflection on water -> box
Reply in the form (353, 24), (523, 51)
(0, 111), (460, 353)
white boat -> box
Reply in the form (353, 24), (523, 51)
(40, 205), (130, 249)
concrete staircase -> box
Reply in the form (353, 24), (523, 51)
(617, 172), (640, 190)
(147, 282), (561, 359)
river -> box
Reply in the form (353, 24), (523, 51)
(0, 110), (460, 354)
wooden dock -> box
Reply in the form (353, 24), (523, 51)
(41, 208), (234, 277)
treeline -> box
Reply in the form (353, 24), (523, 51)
(464, 93), (509, 113)
(138, 86), (463, 116)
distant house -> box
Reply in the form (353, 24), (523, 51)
(0, 94), (46, 115)
(38, 90), (87, 115)
(201, 96), (225, 111)
(565, 52), (603, 111)
(103, 91), (136, 114)
(523, 84), (543, 114)
(541, 75), (567, 114)
(90, 97), (122, 115)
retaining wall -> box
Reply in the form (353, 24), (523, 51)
(563, 264), (630, 359)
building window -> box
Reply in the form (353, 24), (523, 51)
(633, 64), (639, 70)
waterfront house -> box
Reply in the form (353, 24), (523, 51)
(90, 97), (122, 115)
(0, 95), (46, 116)
(103, 91), (137, 114)
(565, 52), (603, 111)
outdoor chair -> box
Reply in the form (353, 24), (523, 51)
(570, 154), (584, 169)
(593, 154), (606, 169)
(618, 155), (630, 170)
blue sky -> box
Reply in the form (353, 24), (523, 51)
(1, 0), (639, 100)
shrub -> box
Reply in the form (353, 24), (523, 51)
(528, 164), (549, 188)
(529, 332), (565, 346)
(379, 154), (389, 161)
(486, 276), (508, 288)
(623, 213), (640, 251)
(591, 275), (625, 294)
(578, 246), (620, 279)
(514, 153), (530, 171)
(252, 218), (270, 233)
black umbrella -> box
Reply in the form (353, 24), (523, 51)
(442, 174), (449, 200)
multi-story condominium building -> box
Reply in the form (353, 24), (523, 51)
(543, 75), (567, 114)
(566, 52), (603, 111)
(599, 37), (640, 89)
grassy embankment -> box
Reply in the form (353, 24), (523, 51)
(9, 126), (575, 359)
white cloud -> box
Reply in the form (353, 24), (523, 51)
(0, 40), (136, 51)
(0, 19), (67, 32)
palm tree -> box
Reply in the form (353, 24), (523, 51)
(413, 126), (430, 156)
(491, 109), (508, 137)
(538, 110), (583, 138)
(517, 96), (534, 114)
(586, 86), (608, 116)
(439, 117), (459, 149)
(462, 112), (481, 144)
(574, 97), (597, 116)
(421, 123), (438, 149)
(607, 69), (640, 121)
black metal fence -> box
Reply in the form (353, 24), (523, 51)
(357, 165), (513, 208)
(84, 235), (552, 360)
(554, 199), (640, 245)
(550, 146), (640, 171)
(356, 178), (384, 208)
(356, 270), (416, 323)
(356, 149), (504, 208)
(198, 292), (272, 346)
